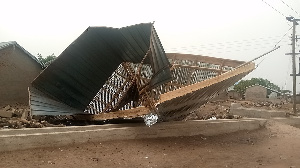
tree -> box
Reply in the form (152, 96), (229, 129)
(37, 53), (57, 67)
(233, 78), (281, 95)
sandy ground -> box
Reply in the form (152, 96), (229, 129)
(0, 121), (299, 168)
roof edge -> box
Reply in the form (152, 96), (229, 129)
(0, 41), (44, 68)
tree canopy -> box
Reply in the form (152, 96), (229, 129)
(233, 78), (281, 94)
(37, 53), (57, 67)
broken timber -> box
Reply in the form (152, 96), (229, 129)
(29, 23), (256, 121)
(74, 106), (150, 120)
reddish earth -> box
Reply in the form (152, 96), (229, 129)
(0, 121), (299, 168)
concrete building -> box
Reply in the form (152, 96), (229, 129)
(245, 84), (267, 101)
(245, 84), (281, 102)
(269, 92), (278, 99)
(0, 41), (43, 106)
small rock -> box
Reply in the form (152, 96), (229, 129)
(13, 110), (23, 118)
(47, 161), (55, 164)
(90, 158), (99, 161)
(3, 105), (11, 111)
(9, 108), (16, 113)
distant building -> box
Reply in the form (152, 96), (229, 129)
(245, 84), (281, 101)
(269, 92), (278, 99)
(0, 41), (43, 106)
(295, 94), (300, 104)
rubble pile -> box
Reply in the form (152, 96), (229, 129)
(0, 105), (113, 129)
(0, 105), (62, 129)
(240, 101), (289, 111)
(0, 118), (49, 129)
(0, 105), (29, 119)
(185, 100), (242, 121)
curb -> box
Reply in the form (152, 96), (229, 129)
(0, 119), (266, 152)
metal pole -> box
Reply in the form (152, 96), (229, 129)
(292, 20), (297, 114)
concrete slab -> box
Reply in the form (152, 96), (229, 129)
(272, 117), (300, 126)
(0, 119), (266, 152)
(0, 110), (13, 118)
(230, 103), (287, 119)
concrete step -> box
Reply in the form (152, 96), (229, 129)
(272, 117), (300, 127)
(0, 119), (266, 152)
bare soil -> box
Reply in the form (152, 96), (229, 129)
(0, 121), (300, 168)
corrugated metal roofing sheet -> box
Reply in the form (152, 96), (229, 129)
(158, 62), (255, 121)
(0, 41), (43, 67)
(31, 23), (172, 113)
(29, 87), (83, 115)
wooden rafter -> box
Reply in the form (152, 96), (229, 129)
(75, 106), (150, 120)
(160, 62), (255, 103)
(171, 64), (225, 73)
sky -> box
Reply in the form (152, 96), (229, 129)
(1, 0), (300, 91)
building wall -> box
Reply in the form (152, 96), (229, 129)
(245, 85), (267, 101)
(295, 95), (300, 104)
(228, 91), (242, 100)
(269, 92), (278, 99)
(0, 46), (42, 106)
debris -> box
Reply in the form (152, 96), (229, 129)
(208, 116), (216, 120)
(200, 137), (207, 140)
(143, 113), (159, 127)
(240, 101), (286, 111)
(0, 110), (13, 118)
(47, 161), (55, 164)
(90, 158), (99, 162)
(184, 100), (242, 121)
(3, 105), (11, 111)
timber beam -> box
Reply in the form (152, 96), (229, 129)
(74, 106), (150, 120)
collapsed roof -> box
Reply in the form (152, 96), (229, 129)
(30, 23), (172, 115)
(30, 23), (256, 119)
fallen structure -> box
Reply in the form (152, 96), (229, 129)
(29, 23), (255, 122)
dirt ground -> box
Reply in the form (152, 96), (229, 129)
(0, 121), (300, 168)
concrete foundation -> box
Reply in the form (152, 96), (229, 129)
(0, 119), (266, 152)
(272, 117), (300, 127)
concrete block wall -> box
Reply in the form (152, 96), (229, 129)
(0, 46), (42, 106)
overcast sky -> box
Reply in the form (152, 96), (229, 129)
(1, 0), (300, 91)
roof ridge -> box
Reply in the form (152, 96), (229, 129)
(246, 83), (281, 93)
(0, 41), (43, 68)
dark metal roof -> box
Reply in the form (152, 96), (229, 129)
(29, 87), (83, 115)
(0, 41), (43, 67)
(31, 23), (171, 112)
